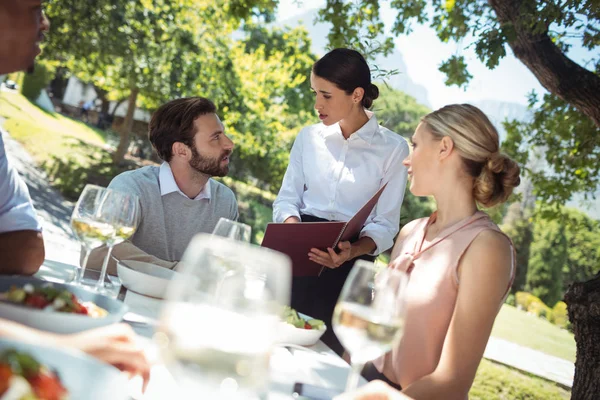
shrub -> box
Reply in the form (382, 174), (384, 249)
(516, 291), (553, 319)
(505, 293), (516, 306)
(551, 301), (569, 329)
(21, 62), (54, 101)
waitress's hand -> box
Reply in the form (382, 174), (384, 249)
(284, 216), (301, 223)
(309, 241), (352, 268)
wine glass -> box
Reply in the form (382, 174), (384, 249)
(155, 234), (291, 399)
(332, 260), (408, 392)
(94, 189), (140, 295)
(70, 184), (115, 284)
(212, 217), (251, 242)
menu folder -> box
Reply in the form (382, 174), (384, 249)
(261, 184), (388, 277)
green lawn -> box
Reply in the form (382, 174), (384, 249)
(471, 359), (570, 399)
(492, 304), (576, 362)
(0, 91), (110, 163)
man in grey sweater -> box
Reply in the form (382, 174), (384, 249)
(88, 97), (238, 274)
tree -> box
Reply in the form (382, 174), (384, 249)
(526, 215), (566, 307)
(374, 86), (431, 137)
(44, 0), (278, 165)
(502, 202), (534, 294)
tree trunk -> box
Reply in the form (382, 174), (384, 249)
(112, 86), (139, 165)
(488, 0), (600, 128)
(564, 272), (600, 399)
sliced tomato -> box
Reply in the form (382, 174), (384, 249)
(29, 372), (68, 400)
(0, 364), (13, 395)
(304, 322), (312, 330)
(24, 294), (50, 309)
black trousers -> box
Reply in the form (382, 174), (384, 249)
(291, 214), (376, 356)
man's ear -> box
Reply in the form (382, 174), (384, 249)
(439, 136), (455, 161)
(172, 142), (189, 160)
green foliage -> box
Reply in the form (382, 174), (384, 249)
(551, 301), (569, 329)
(526, 216), (566, 307)
(373, 86), (431, 137)
(561, 208), (600, 286)
(502, 203), (534, 293)
(503, 94), (600, 216)
(505, 293), (515, 306)
(20, 62), (54, 101)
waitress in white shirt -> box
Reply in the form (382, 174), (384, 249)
(273, 48), (409, 355)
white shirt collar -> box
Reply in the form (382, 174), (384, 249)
(323, 110), (379, 144)
(159, 162), (211, 201)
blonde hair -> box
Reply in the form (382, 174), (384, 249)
(422, 104), (521, 208)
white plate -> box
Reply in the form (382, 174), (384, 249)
(0, 338), (129, 400)
(276, 312), (327, 347)
(117, 260), (177, 299)
(0, 276), (128, 334)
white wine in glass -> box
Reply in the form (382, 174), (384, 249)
(156, 234), (291, 400)
(332, 260), (408, 392)
(70, 185), (114, 284)
(95, 189), (140, 295)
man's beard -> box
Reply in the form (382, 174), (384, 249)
(189, 144), (230, 177)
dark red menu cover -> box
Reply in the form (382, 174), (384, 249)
(261, 184), (388, 277)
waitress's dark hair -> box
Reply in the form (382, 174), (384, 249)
(312, 48), (379, 109)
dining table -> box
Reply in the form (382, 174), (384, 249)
(33, 259), (366, 399)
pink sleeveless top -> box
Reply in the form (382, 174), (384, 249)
(373, 211), (515, 388)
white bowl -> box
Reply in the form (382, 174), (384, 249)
(276, 313), (327, 346)
(0, 338), (129, 400)
(117, 260), (177, 299)
(0, 277), (128, 334)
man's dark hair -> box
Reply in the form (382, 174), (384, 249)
(148, 97), (217, 162)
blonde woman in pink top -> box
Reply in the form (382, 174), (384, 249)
(345, 104), (521, 400)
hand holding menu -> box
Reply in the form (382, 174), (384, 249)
(261, 184), (388, 277)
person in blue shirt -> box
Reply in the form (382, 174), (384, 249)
(0, 0), (49, 274)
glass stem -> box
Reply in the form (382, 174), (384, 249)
(345, 361), (365, 392)
(77, 247), (91, 283)
(96, 245), (114, 291)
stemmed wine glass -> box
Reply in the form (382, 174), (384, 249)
(70, 184), (115, 284)
(212, 217), (252, 242)
(332, 260), (409, 392)
(94, 189), (140, 295)
(155, 234), (291, 399)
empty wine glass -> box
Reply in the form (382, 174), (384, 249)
(332, 260), (408, 392)
(95, 190), (140, 295)
(212, 218), (251, 242)
(70, 184), (114, 284)
(155, 234), (291, 399)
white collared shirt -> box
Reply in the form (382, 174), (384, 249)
(159, 162), (211, 201)
(273, 113), (409, 255)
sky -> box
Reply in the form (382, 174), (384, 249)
(276, 0), (596, 109)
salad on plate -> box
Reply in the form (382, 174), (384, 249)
(0, 349), (68, 400)
(0, 284), (107, 318)
(282, 306), (325, 330)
